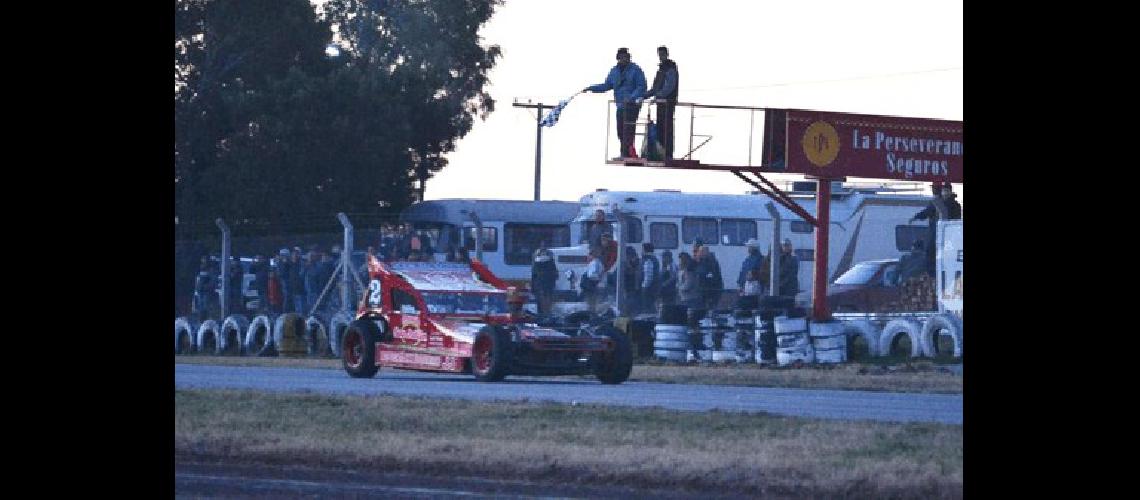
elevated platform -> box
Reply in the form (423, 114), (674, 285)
(606, 156), (770, 173)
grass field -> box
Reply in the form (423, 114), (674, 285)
(176, 355), (962, 394)
(176, 389), (962, 498)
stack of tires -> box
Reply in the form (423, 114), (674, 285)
(274, 313), (308, 358)
(752, 313), (777, 365)
(710, 311), (737, 363)
(654, 305), (689, 363)
(774, 316), (813, 366)
(733, 310), (754, 363)
(697, 316), (716, 362)
(809, 321), (847, 364)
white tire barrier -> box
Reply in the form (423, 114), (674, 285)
(196, 320), (220, 354)
(219, 315), (249, 356)
(879, 319), (923, 358)
(753, 316), (776, 364)
(810, 321), (847, 364)
(776, 333), (809, 349)
(244, 315), (274, 356)
(841, 320), (881, 358)
(776, 345), (815, 366)
(305, 316), (331, 358)
(774, 316), (807, 334)
(175, 317), (196, 355)
(920, 314), (963, 359)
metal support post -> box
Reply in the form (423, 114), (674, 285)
(811, 179), (832, 320)
(337, 213), (354, 314)
(215, 218), (230, 321)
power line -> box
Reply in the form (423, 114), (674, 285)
(686, 67), (962, 93)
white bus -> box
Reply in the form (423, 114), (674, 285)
(549, 183), (936, 312)
(399, 199), (580, 287)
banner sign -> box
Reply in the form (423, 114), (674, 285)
(763, 109), (962, 182)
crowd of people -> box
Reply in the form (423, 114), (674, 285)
(189, 222), (476, 322)
(526, 208), (803, 321)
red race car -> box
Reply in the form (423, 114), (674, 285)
(341, 257), (632, 384)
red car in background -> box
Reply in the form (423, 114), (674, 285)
(795, 259), (903, 313)
(341, 258), (632, 384)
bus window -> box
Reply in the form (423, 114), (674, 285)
(719, 219), (757, 246)
(650, 222), (678, 249)
(790, 221), (814, 234)
(504, 224), (570, 265)
(623, 216), (642, 244)
(409, 222), (458, 252)
(463, 227), (498, 253)
(682, 217), (718, 245)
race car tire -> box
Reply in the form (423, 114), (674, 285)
(880, 319), (922, 358)
(219, 315), (249, 356)
(594, 325), (633, 384)
(342, 319), (380, 378)
(273, 313), (308, 358)
(842, 320), (881, 358)
(304, 315), (330, 358)
(472, 326), (513, 382)
(920, 314), (963, 359)
(196, 320), (219, 355)
(245, 315), (274, 357)
(175, 317), (196, 355)
(328, 311), (354, 358)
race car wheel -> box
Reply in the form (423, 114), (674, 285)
(472, 326), (512, 382)
(594, 325), (633, 385)
(342, 319), (380, 378)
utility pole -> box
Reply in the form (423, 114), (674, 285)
(512, 101), (551, 201)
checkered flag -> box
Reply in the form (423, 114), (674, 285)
(540, 91), (582, 127)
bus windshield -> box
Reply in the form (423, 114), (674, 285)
(420, 292), (508, 315)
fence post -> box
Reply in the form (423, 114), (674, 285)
(337, 213), (354, 315)
(215, 218), (231, 320)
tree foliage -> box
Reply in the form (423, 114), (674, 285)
(175, 0), (502, 235)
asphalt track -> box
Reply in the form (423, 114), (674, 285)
(175, 363), (962, 424)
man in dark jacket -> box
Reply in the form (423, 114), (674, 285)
(639, 243), (660, 314)
(250, 254), (269, 313)
(695, 245), (724, 310)
(911, 184), (961, 274)
(777, 239), (800, 297)
(530, 241), (558, 315)
(288, 249), (306, 315)
(641, 45), (679, 159)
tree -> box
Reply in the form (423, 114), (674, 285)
(174, 0), (502, 235)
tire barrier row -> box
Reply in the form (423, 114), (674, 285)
(174, 313), (357, 359)
(650, 308), (963, 365)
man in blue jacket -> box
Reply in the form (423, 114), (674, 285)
(585, 47), (647, 158)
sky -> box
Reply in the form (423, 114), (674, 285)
(427, 0), (963, 203)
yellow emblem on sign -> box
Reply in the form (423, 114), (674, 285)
(802, 121), (840, 167)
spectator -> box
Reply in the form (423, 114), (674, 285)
(587, 209), (613, 251)
(266, 268), (284, 314)
(581, 247), (606, 314)
(276, 248), (293, 312)
(393, 224), (411, 261)
(304, 249), (324, 315)
(316, 250), (337, 314)
(531, 241), (558, 315)
(898, 239), (929, 282)
(910, 183), (961, 274)
(641, 45), (679, 159)
(584, 47), (647, 158)
(677, 252), (704, 357)
(640, 242), (660, 314)
(695, 245), (724, 311)
(776, 239), (800, 297)
(377, 224), (397, 262)
(227, 257), (244, 315)
(942, 185), (962, 220)
(737, 238), (765, 310)
(658, 250), (677, 307)
(599, 232), (619, 271)
(622, 245), (640, 313)
(251, 254), (269, 313)
(192, 258), (214, 322)
(288, 248), (306, 315)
